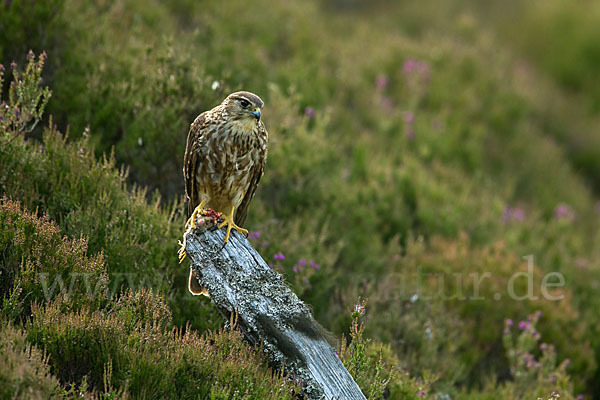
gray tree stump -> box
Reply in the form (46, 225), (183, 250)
(184, 217), (366, 400)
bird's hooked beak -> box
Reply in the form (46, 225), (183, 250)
(251, 107), (261, 121)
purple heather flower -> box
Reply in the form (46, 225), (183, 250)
(375, 74), (389, 90)
(503, 206), (525, 222)
(503, 328), (510, 335)
(304, 106), (315, 118)
(27, 50), (34, 60)
(502, 207), (511, 222)
(248, 231), (261, 240)
(261, 241), (269, 248)
(417, 389), (427, 398)
(403, 59), (431, 80)
(379, 96), (394, 112)
(511, 208), (525, 221)
(403, 111), (416, 139)
(297, 259), (307, 267)
(273, 253), (285, 261)
(554, 203), (575, 220)
(309, 260), (320, 271)
(0, 64), (4, 72)
(10, 61), (16, 69)
(505, 318), (513, 327)
(540, 343), (548, 351)
(292, 265), (298, 273)
(527, 358), (539, 369)
(577, 394), (584, 400)
(521, 353), (539, 369)
(518, 320), (530, 331)
(403, 59), (417, 74)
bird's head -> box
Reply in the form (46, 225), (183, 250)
(222, 91), (264, 126)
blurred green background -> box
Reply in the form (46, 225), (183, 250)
(1, 0), (600, 398)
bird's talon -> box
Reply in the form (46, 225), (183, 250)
(186, 201), (207, 230)
(217, 208), (248, 243)
(178, 201), (207, 263)
(178, 238), (187, 263)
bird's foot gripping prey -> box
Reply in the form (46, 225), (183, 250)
(218, 206), (249, 243)
(178, 203), (221, 263)
(186, 200), (207, 232)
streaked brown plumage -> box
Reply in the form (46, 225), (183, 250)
(178, 91), (268, 295)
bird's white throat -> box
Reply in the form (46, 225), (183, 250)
(230, 118), (259, 134)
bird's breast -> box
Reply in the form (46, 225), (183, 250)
(198, 126), (263, 204)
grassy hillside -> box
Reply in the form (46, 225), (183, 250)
(1, 0), (600, 398)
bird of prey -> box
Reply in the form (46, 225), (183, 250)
(178, 91), (268, 295)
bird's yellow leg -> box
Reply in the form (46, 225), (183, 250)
(217, 206), (248, 243)
(178, 201), (207, 263)
(186, 201), (207, 230)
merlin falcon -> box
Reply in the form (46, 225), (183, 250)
(178, 91), (268, 295)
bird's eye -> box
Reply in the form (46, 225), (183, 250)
(239, 99), (250, 108)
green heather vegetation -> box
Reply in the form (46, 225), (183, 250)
(1, 0), (600, 398)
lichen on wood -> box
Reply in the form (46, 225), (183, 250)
(184, 215), (366, 400)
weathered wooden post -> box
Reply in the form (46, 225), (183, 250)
(184, 216), (366, 400)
